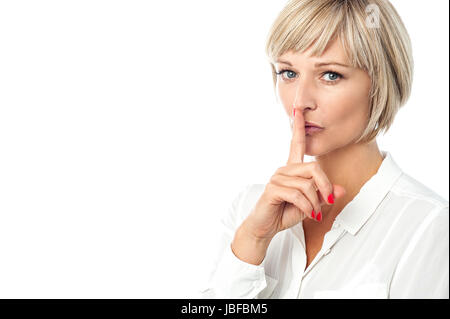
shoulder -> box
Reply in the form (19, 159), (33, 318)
(392, 172), (448, 208)
(389, 172), (448, 233)
(391, 172), (449, 213)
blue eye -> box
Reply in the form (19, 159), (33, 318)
(322, 71), (342, 82)
(275, 69), (343, 84)
(275, 69), (297, 80)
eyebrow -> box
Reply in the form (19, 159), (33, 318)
(276, 59), (351, 68)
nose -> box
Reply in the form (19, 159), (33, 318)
(292, 76), (317, 113)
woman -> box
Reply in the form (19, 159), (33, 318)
(200, 0), (449, 299)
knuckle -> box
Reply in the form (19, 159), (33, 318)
(291, 189), (303, 203)
(310, 162), (330, 191)
(269, 174), (279, 184)
(306, 179), (316, 191)
(275, 166), (286, 175)
(312, 161), (322, 172)
(317, 180), (328, 193)
(291, 190), (309, 213)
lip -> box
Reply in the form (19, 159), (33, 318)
(304, 121), (323, 128)
(305, 126), (323, 135)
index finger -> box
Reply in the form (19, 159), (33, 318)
(287, 107), (306, 164)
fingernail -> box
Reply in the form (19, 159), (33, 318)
(328, 193), (334, 204)
(311, 209), (315, 219)
(316, 211), (322, 222)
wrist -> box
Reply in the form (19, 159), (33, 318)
(231, 223), (273, 265)
(240, 218), (275, 244)
(236, 223), (273, 247)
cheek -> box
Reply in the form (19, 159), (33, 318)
(325, 90), (370, 135)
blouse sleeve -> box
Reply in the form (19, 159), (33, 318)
(389, 205), (449, 299)
(198, 184), (275, 299)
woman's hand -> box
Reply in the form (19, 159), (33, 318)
(231, 108), (346, 264)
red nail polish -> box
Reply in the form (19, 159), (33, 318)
(316, 211), (322, 222)
(328, 193), (334, 204)
(311, 209), (315, 219)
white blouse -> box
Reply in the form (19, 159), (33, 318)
(199, 151), (449, 299)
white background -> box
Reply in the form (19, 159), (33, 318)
(0, 0), (448, 298)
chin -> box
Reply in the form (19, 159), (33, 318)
(304, 138), (333, 158)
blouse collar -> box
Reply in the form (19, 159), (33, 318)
(334, 150), (403, 236)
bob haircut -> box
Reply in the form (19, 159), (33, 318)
(265, 0), (414, 144)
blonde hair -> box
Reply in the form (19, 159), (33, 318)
(265, 0), (414, 143)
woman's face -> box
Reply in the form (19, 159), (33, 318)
(275, 37), (372, 156)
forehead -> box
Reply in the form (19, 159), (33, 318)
(278, 36), (349, 64)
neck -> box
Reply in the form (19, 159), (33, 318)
(314, 139), (384, 220)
